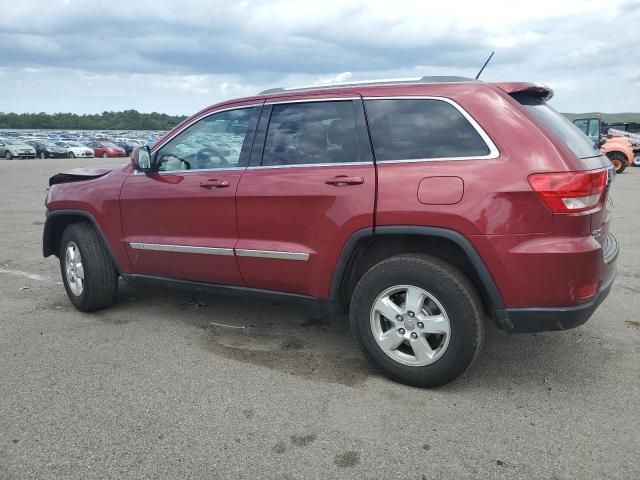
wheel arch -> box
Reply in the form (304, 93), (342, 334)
(43, 210), (121, 272)
(330, 226), (506, 324)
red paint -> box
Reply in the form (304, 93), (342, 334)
(45, 79), (616, 310)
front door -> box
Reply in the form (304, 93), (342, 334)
(235, 98), (375, 298)
(120, 104), (261, 285)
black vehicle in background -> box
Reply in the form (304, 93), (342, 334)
(26, 140), (69, 159)
(112, 140), (135, 156)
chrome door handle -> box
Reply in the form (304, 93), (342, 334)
(200, 179), (230, 188)
(325, 176), (364, 186)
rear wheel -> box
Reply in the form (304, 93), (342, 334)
(59, 223), (118, 312)
(607, 151), (627, 173)
(40, 151), (47, 159)
(349, 254), (484, 387)
(633, 156), (640, 167)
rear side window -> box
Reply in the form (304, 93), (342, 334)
(513, 94), (600, 159)
(262, 101), (360, 166)
(364, 99), (491, 161)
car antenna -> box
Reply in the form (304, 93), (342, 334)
(475, 51), (495, 80)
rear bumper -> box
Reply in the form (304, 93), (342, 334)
(500, 232), (619, 333)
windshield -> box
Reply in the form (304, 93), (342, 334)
(66, 141), (83, 147)
(513, 94), (600, 159)
(1, 138), (17, 145)
(101, 142), (117, 147)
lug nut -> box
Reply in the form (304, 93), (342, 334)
(417, 322), (424, 329)
(411, 332), (418, 339)
(396, 315), (403, 322)
(407, 311), (415, 318)
(399, 328), (405, 335)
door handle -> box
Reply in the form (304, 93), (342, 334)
(325, 176), (364, 186)
(200, 179), (230, 188)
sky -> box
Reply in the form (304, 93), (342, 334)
(0, 0), (638, 116)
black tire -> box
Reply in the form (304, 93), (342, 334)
(350, 254), (484, 387)
(607, 151), (627, 173)
(4, 151), (11, 160)
(59, 223), (118, 312)
(40, 151), (47, 159)
(68, 152), (75, 158)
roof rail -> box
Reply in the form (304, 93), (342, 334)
(258, 76), (475, 95)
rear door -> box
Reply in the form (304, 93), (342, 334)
(235, 97), (375, 298)
(120, 104), (261, 285)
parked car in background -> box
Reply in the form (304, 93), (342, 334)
(0, 137), (37, 159)
(43, 77), (618, 387)
(112, 140), (135, 156)
(56, 141), (95, 158)
(26, 140), (68, 159)
(86, 141), (127, 158)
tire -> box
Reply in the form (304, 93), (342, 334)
(102, 152), (108, 158)
(40, 151), (47, 159)
(68, 152), (75, 158)
(607, 151), (627, 173)
(4, 151), (12, 160)
(59, 223), (118, 312)
(350, 254), (484, 387)
(633, 156), (640, 167)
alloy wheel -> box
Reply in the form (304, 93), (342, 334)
(64, 241), (85, 296)
(370, 285), (451, 367)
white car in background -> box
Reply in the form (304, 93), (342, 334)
(55, 141), (95, 158)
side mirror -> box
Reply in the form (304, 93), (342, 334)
(131, 146), (153, 172)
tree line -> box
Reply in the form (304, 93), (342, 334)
(0, 110), (188, 131)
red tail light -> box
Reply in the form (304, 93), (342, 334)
(528, 169), (607, 213)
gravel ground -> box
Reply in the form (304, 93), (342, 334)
(0, 157), (639, 480)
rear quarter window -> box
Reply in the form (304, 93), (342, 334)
(364, 99), (492, 161)
(512, 93), (600, 159)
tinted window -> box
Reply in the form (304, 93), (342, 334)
(262, 101), (360, 166)
(156, 107), (257, 172)
(514, 94), (599, 159)
(364, 99), (491, 161)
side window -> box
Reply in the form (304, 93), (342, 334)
(156, 106), (257, 172)
(262, 101), (360, 166)
(364, 99), (491, 161)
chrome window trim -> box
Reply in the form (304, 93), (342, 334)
(134, 166), (246, 176)
(235, 249), (310, 261)
(129, 243), (234, 256)
(247, 161), (370, 170)
(362, 96), (500, 162)
(264, 97), (359, 106)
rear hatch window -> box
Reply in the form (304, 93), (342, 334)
(512, 93), (600, 159)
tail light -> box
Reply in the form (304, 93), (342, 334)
(528, 169), (607, 213)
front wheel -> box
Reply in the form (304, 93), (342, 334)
(59, 223), (118, 312)
(633, 156), (640, 167)
(350, 255), (484, 387)
(68, 152), (75, 158)
(607, 151), (627, 173)
(40, 151), (47, 159)
(4, 151), (12, 160)
(102, 152), (108, 158)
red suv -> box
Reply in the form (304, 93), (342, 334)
(43, 77), (618, 387)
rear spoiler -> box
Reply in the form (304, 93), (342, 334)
(492, 82), (554, 102)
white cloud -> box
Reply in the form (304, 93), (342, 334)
(0, 0), (638, 114)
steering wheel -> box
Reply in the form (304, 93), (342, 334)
(196, 147), (229, 169)
(157, 153), (191, 171)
